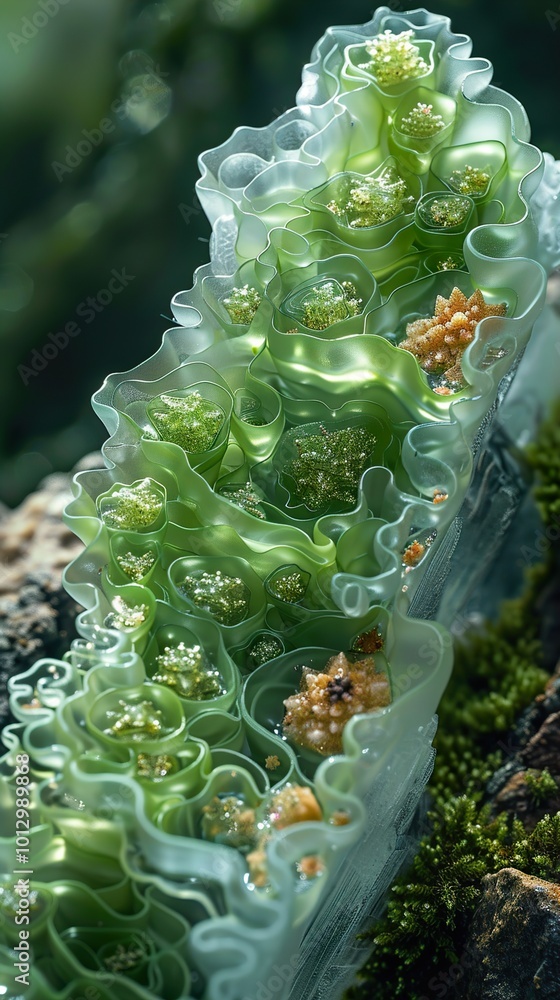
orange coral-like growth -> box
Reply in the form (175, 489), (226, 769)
(403, 539), (425, 567)
(399, 287), (507, 384)
(283, 651), (391, 756)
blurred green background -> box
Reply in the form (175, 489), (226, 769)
(1, 0), (558, 506)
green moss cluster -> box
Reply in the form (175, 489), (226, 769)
(524, 768), (559, 807)
(284, 424), (376, 510)
(348, 404), (560, 1000)
(349, 802), (560, 1000)
(299, 280), (362, 329)
(432, 572), (548, 803)
(327, 170), (413, 229)
(525, 400), (560, 526)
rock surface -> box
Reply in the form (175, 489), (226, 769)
(488, 663), (560, 829)
(492, 768), (560, 831)
(0, 574), (80, 728)
(454, 868), (560, 1000)
(0, 456), (102, 727)
(0, 466), (91, 597)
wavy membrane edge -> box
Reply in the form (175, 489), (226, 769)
(2, 8), (558, 1000)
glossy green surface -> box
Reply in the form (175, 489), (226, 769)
(1, 7), (553, 999)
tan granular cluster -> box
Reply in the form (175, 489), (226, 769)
(352, 626), (384, 654)
(399, 287), (506, 382)
(282, 651), (391, 756)
(402, 539), (425, 567)
(246, 784), (323, 887)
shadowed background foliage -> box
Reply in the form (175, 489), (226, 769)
(1, 0), (558, 506)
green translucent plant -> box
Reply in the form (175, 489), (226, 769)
(222, 284), (262, 324)
(267, 568), (308, 604)
(4, 6), (559, 1000)
(447, 164), (491, 196)
(99, 478), (164, 531)
(326, 165), (415, 228)
(280, 423), (377, 511)
(359, 30), (429, 87)
(148, 390), (225, 452)
(180, 570), (251, 626)
(399, 101), (446, 138)
(104, 595), (150, 631)
(201, 794), (258, 851)
(418, 194), (472, 228)
(217, 481), (267, 519)
(152, 642), (226, 700)
(104, 697), (171, 741)
(115, 549), (157, 581)
(281, 277), (364, 331)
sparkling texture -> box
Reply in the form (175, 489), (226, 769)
(360, 30), (428, 86)
(136, 752), (178, 779)
(296, 279), (362, 330)
(149, 391), (224, 452)
(352, 627), (384, 654)
(152, 642), (226, 700)
(330, 809), (351, 826)
(268, 570), (308, 604)
(180, 570), (250, 625)
(283, 424), (376, 510)
(247, 784), (323, 887)
(399, 102), (446, 137)
(283, 651), (391, 755)
(248, 635), (283, 666)
(105, 699), (166, 740)
(399, 286), (507, 381)
(327, 166), (414, 228)
(100, 478), (162, 530)
(0, 884), (42, 917)
(403, 531), (436, 572)
(218, 482), (267, 520)
(436, 256), (462, 271)
(420, 195), (471, 228)
(104, 596), (149, 631)
(222, 284), (261, 325)
(201, 794), (257, 852)
(116, 550), (156, 581)
(267, 784), (323, 829)
(447, 163), (490, 195)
